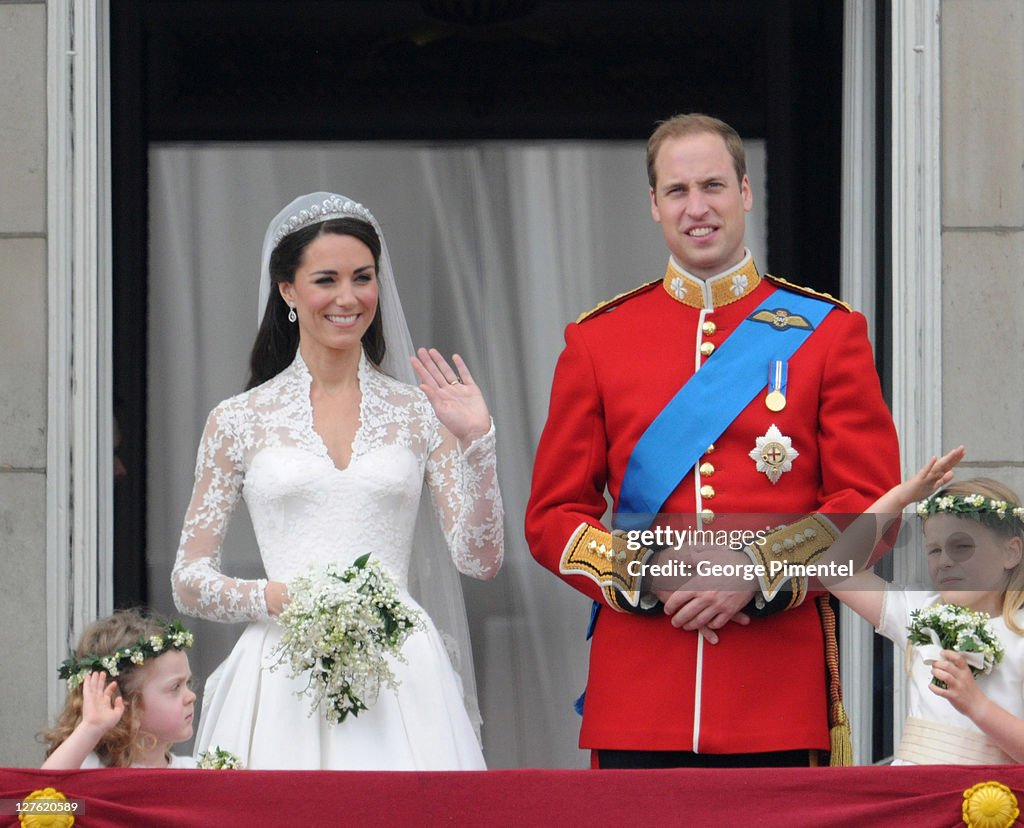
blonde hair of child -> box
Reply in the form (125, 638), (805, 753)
(929, 477), (1024, 635)
(41, 608), (174, 767)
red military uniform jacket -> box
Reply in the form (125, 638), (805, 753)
(525, 254), (900, 753)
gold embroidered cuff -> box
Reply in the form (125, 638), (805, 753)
(559, 523), (653, 611)
(743, 514), (839, 602)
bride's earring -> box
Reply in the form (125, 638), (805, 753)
(288, 305), (297, 323)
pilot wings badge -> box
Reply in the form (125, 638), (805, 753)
(750, 308), (814, 331)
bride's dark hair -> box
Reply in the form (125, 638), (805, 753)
(246, 218), (386, 390)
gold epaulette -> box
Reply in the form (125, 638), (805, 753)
(576, 280), (661, 323)
(763, 274), (851, 312)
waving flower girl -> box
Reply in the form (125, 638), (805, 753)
(824, 447), (1024, 764)
(42, 609), (198, 769)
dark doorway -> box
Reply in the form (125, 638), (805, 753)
(109, 0), (845, 611)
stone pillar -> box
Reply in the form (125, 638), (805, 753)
(941, 0), (1024, 494)
(0, 1), (49, 767)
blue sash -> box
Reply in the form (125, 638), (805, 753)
(616, 290), (834, 529)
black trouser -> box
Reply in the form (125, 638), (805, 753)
(596, 748), (816, 769)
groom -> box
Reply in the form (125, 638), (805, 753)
(525, 113), (900, 768)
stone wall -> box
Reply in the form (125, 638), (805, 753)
(0, 0), (49, 767)
(941, 0), (1024, 496)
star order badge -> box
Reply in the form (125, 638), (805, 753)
(749, 424), (798, 484)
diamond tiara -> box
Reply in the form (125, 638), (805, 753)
(272, 194), (376, 246)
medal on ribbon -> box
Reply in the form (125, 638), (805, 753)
(765, 359), (787, 412)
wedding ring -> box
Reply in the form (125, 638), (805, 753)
(449, 377), (463, 385)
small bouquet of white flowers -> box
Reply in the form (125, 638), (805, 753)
(196, 746), (244, 769)
(907, 603), (1005, 688)
(271, 554), (423, 724)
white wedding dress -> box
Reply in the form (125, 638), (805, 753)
(171, 350), (503, 770)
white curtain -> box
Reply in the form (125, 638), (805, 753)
(147, 140), (766, 768)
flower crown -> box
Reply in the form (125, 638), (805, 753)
(271, 194), (376, 246)
(58, 620), (194, 688)
(916, 492), (1024, 524)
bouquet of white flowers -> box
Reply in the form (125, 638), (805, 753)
(272, 554), (424, 724)
(196, 746), (244, 769)
(907, 603), (1005, 688)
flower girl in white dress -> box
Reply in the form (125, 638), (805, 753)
(822, 448), (1024, 764)
(43, 609), (198, 769)
(171, 192), (503, 770)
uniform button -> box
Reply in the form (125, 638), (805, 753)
(702, 320), (717, 336)
(699, 462), (715, 477)
(701, 509), (715, 524)
(700, 342), (715, 356)
(700, 484), (715, 499)
(706, 444), (715, 455)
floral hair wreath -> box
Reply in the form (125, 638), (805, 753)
(58, 620), (194, 688)
(916, 492), (1024, 525)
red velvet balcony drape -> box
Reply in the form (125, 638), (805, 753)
(3, 765), (1023, 827)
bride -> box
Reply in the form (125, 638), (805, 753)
(171, 192), (504, 769)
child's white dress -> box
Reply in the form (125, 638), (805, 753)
(877, 587), (1024, 764)
(171, 351), (503, 770)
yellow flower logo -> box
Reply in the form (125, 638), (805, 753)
(962, 781), (1019, 828)
(18, 787), (75, 828)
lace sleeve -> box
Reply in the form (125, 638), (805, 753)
(171, 404), (270, 622)
(425, 419), (504, 579)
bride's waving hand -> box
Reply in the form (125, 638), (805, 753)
(411, 348), (491, 448)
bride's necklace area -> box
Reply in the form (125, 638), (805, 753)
(309, 376), (362, 472)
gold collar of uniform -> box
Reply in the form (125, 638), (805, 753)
(662, 256), (761, 309)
